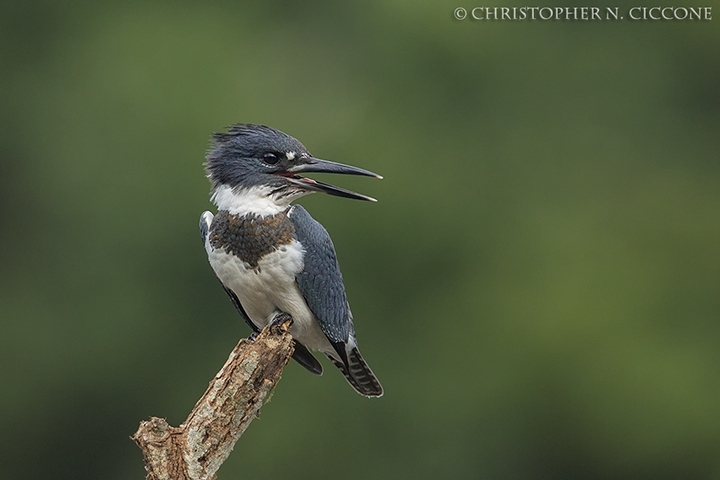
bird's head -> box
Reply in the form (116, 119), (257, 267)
(205, 124), (381, 212)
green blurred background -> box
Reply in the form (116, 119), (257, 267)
(2, 1), (720, 478)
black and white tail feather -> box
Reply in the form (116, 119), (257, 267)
(327, 347), (383, 397)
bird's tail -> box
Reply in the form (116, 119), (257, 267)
(327, 347), (383, 398)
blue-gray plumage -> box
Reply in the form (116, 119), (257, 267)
(200, 124), (383, 397)
(291, 205), (350, 344)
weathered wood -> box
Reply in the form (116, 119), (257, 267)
(132, 318), (295, 480)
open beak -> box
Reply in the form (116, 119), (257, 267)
(282, 157), (382, 202)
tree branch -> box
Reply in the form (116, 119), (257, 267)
(132, 317), (295, 480)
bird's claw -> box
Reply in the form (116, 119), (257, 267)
(269, 312), (293, 334)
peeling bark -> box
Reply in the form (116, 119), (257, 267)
(133, 319), (295, 480)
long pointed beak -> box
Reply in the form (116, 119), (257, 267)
(284, 157), (382, 202)
(289, 157), (382, 179)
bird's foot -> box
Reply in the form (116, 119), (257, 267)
(269, 312), (293, 335)
(247, 331), (259, 342)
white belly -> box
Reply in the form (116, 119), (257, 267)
(207, 239), (333, 352)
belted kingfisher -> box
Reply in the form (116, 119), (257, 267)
(200, 124), (383, 397)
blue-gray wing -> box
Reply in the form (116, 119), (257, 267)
(289, 205), (351, 346)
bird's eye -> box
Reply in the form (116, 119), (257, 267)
(263, 153), (279, 165)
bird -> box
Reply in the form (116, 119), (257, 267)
(200, 124), (383, 397)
